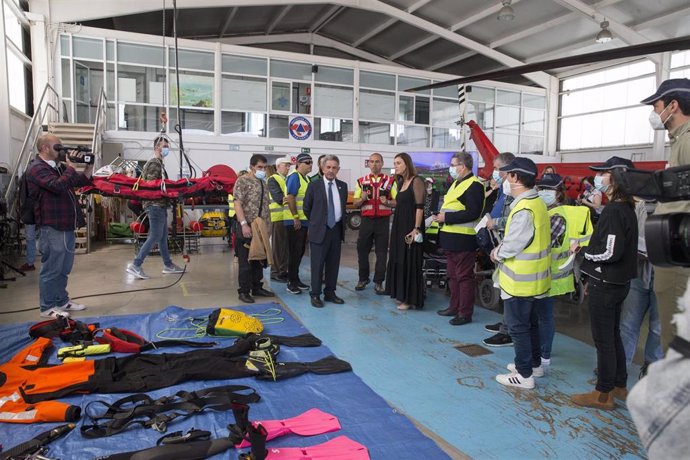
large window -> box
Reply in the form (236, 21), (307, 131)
(671, 50), (690, 79)
(4, 0), (32, 115)
(559, 60), (656, 150)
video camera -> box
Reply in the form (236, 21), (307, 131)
(618, 165), (690, 267)
(54, 143), (95, 165)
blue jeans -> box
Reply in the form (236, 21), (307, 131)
(504, 296), (541, 378)
(537, 297), (555, 360)
(620, 275), (664, 366)
(25, 224), (37, 265)
(38, 226), (75, 311)
(133, 206), (172, 268)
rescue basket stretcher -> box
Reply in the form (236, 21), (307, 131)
(80, 173), (235, 201)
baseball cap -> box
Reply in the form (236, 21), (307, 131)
(275, 156), (292, 166)
(296, 153), (312, 163)
(537, 173), (563, 189)
(589, 156), (635, 171)
(498, 157), (538, 176)
(640, 78), (690, 105)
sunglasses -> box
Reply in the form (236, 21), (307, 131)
(300, 160), (313, 165)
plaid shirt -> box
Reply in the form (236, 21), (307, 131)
(26, 158), (91, 231)
(550, 214), (566, 249)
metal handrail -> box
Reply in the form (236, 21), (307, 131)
(91, 87), (108, 169)
(4, 83), (61, 218)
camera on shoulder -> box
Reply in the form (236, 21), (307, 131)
(54, 144), (95, 165)
(618, 165), (690, 267)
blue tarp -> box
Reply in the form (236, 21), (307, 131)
(0, 304), (449, 459)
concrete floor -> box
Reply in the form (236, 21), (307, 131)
(0, 235), (646, 459)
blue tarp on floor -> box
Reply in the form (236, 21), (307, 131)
(0, 304), (449, 459)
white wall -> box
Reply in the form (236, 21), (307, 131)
(2, 108), (31, 169)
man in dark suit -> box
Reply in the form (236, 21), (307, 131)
(303, 154), (348, 308)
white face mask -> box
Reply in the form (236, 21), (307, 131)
(594, 175), (609, 193)
(502, 178), (512, 196)
(538, 189), (557, 207)
(449, 165), (459, 180)
(649, 105), (672, 131)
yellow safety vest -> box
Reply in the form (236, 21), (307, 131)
(564, 205), (593, 247)
(547, 206), (574, 297)
(227, 193), (236, 218)
(268, 174), (288, 223)
(426, 221), (440, 236)
(288, 170), (309, 221)
(499, 196), (551, 297)
(439, 175), (484, 236)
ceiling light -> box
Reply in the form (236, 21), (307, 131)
(497, 0), (515, 22)
(596, 20), (613, 43)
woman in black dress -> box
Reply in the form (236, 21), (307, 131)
(381, 152), (425, 310)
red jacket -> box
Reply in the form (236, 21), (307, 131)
(0, 338), (90, 423)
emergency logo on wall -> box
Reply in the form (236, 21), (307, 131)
(289, 116), (313, 141)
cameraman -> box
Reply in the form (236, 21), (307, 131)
(26, 134), (93, 318)
(641, 79), (690, 348)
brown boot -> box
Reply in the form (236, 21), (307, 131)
(571, 390), (615, 410)
(611, 386), (628, 401)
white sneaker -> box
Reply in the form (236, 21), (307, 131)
(57, 301), (87, 312)
(496, 372), (535, 389)
(40, 308), (70, 318)
(541, 357), (551, 367)
(162, 263), (185, 274)
(126, 263), (150, 279)
(507, 363), (545, 377)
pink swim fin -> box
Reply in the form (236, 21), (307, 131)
(237, 408), (341, 448)
(263, 435), (369, 460)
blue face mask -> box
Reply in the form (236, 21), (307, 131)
(538, 189), (557, 207)
(161, 147), (170, 158)
(255, 169), (266, 180)
(492, 170), (501, 183)
(594, 175), (609, 193)
(449, 165), (459, 180)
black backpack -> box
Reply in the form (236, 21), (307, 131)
(19, 159), (39, 225)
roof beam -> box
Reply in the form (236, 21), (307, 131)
(351, 0), (433, 47)
(426, 51), (477, 71)
(266, 5), (292, 35)
(310, 5), (343, 33)
(528, 7), (687, 64)
(216, 32), (405, 67)
(552, 0), (656, 57)
(218, 7), (238, 37)
(386, 0), (523, 62)
(424, 0), (625, 72)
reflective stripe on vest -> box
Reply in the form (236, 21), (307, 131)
(426, 221), (439, 235)
(357, 174), (394, 218)
(268, 174), (289, 223)
(227, 194), (236, 218)
(439, 175), (484, 236)
(548, 206), (575, 296)
(498, 196), (551, 297)
(288, 170), (309, 221)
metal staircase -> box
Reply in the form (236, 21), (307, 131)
(3, 85), (108, 254)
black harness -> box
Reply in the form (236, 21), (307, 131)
(81, 384), (259, 438)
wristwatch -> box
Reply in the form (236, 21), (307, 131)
(240, 220), (248, 226)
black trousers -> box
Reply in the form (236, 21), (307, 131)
(235, 228), (264, 295)
(356, 216), (390, 284)
(287, 225), (308, 284)
(270, 222), (289, 278)
(588, 280), (630, 392)
(310, 226), (343, 297)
